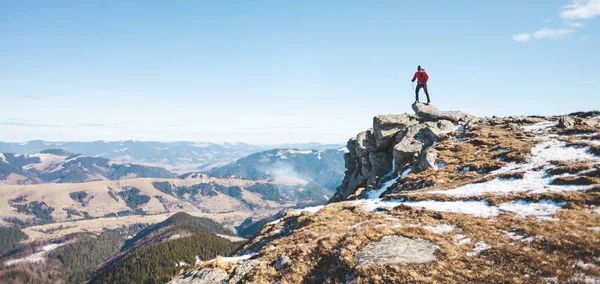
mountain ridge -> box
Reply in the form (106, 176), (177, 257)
(169, 104), (600, 283)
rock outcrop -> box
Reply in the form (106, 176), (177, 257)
(355, 235), (439, 265)
(330, 103), (470, 202)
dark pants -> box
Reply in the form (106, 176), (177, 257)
(415, 83), (430, 103)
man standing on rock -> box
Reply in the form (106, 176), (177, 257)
(411, 65), (430, 105)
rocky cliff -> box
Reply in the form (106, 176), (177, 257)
(169, 104), (600, 283)
(331, 103), (473, 202)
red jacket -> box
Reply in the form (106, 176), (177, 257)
(412, 70), (429, 84)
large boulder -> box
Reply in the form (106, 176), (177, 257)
(557, 116), (574, 129)
(412, 103), (473, 123)
(393, 138), (424, 166)
(168, 268), (228, 284)
(416, 150), (438, 172)
(393, 122), (445, 166)
(355, 130), (377, 157)
(346, 138), (358, 158)
(355, 235), (439, 265)
(229, 260), (262, 284)
(437, 120), (456, 132)
(373, 114), (418, 149)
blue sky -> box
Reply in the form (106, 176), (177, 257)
(1, 0), (598, 144)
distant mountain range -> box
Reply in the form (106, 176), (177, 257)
(205, 148), (347, 191)
(0, 150), (176, 185)
(0, 141), (344, 173)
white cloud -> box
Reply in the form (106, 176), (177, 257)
(567, 21), (585, 27)
(532, 27), (576, 39)
(513, 28), (575, 42)
(561, 0), (600, 20)
(580, 35), (591, 41)
(512, 33), (531, 42)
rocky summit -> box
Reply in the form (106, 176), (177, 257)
(170, 104), (600, 283)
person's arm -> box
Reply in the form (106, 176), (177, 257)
(411, 72), (417, 82)
(424, 72), (429, 82)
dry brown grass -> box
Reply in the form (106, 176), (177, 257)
(386, 124), (534, 197)
(215, 199), (600, 283)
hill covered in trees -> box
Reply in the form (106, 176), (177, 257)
(89, 212), (242, 284)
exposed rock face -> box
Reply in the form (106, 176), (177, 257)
(229, 260), (262, 284)
(417, 150), (438, 172)
(558, 116), (575, 128)
(168, 268), (228, 284)
(373, 114), (418, 149)
(331, 103), (472, 202)
(355, 235), (439, 265)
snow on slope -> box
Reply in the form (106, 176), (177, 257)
(427, 135), (598, 197)
(4, 243), (67, 266)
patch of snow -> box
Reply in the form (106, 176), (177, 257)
(434, 161), (447, 170)
(323, 195), (329, 201)
(466, 241), (492, 257)
(497, 200), (565, 218)
(588, 227), (600, 232)
(402, 168), (412, 176)
(175, 261), (189, 267)
(374, 224), (387, 228)
(292, 205), (324, 215)
(315, 151), (322, 160)
(453, 234), (472, 246)
(521, 121), (555, 132)
(268, 219), (281, 225)
(458, 166), (470, 174)
(349, 223), (362, 230)
(116, 148), (129, 152)
(504, 231), (525, 241)
(429, 138), (597, 197)
(403, 200), (500, 218)
(286, 149), (313, 155)
(0, 153), (6, 163)
(454, 234), (466, 240)
(367, 176), (400, 199)
(191, 143), (210, 148)
(4, 243), (66, 266)
(392, 224), (402, 228)
(429, 170), (589, 197)
(576, 261), (599, 270)
(217, 253), (256, 263)
(423, 224), (455, 234)
(338, 147), (349, 153)
(195, 256), (203, 265)
(352, 199), (403, 212)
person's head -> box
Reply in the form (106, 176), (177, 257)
(417, 65), (422, 71)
